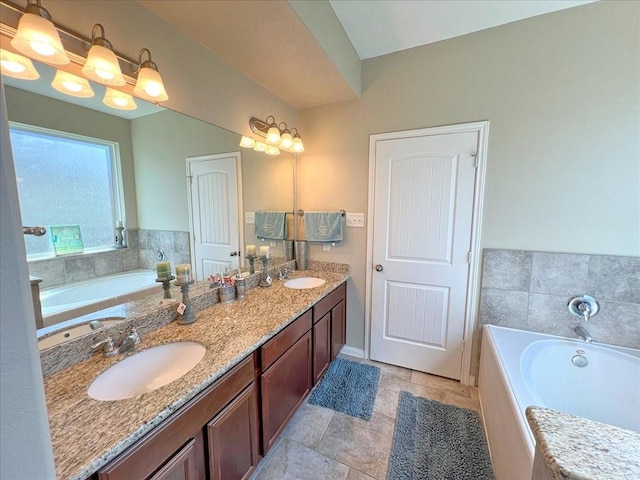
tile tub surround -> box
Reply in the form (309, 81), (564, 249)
(28, 231), (141, 289)
(526, 406), (640, 480)
(138, 229), (191, 270)
(43, 269), (348, 480)
(479, 250), (640, 349)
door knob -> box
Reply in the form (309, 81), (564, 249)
(375, 264), (383, 272)
(229, 251), (239, 257)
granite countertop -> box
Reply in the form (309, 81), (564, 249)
(526, 406), (640, 480)
(44, 269), (348, 480)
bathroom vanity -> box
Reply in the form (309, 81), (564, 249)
(42, 269), (347, 480)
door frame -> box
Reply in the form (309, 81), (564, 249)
(365, 121), (489, 385)
(186, 152), (245, 280)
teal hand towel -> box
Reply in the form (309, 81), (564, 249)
(304, 212), (343, 243)
(255, 211), (287, 240)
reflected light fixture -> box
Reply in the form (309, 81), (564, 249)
(265, 145), (280, 156)
(239, 136), (255, 148)
(253, 141), (267, 152)
(10, 0), (69, 65)
(265, 115), (281, 145)
(103, 87), (136, 110)
(82, 24), (125, 86)
(0, 49), (40, 80)
(51, 69), (94, 97)
(133, 48), (168, 102)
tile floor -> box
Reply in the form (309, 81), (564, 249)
(250, 354), (482, 480)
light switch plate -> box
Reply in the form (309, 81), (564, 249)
(346, 213), (365, 227)
(245, 212), (255, 224)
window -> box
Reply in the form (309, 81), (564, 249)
(10, 123), (124, 258)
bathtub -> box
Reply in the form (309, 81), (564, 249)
(40, 269), (161, 326)
(479, 325), (640, 480)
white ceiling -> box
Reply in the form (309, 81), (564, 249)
(139, 0), (594, 109)
(330, 0), (595, 60)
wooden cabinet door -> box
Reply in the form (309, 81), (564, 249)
(313, 312), (331, 384)
(148, 433), (204, 480)
(261, 330), (312, 452)
(207, 383), (260, 480)
(331, 299), (346, 360)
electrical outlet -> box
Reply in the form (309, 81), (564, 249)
(245, 212), (255, 224)
(269, 241), (276, 247)
(346, 213), (365, 227)
(323, 243), (331, 251)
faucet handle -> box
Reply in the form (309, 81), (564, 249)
(91, 337), (115, 355)
(128, 328), (141, 346)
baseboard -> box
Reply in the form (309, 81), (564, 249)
(340, 345), (365, 358)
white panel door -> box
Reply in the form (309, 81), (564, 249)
(188, 153), (241, 281)
(370, 131), (478, 379)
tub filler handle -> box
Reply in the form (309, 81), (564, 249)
(568, 295), (599, 322)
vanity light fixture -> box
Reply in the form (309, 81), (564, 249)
(103, 87), (137, 110)
(10, 0), (69, 65)
(51, 69), (94, 97)
(133, 48), (168, 102)
(265, 115), (281, 145)
(239, 136), (256, 148)
(291, 128), (305, 153)
(82, 24), (125, 86)
(279, 127), (293, 150)
(0, 48), (39, 79)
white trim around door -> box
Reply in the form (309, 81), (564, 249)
(365, 121), (488, 385)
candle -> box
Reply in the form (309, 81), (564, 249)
(176, 263), (192, 284)
(260, 246), (270, 259)
(156, 261), (171, 280)
(246, 244), (256, 256)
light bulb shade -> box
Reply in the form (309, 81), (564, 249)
(11, 12), (69, 65)
(265, 145), (280, 156)
(292, 136), (304, 152)
(103, 88), (137, 110)
(279, 132), (293, 149)
(266, 126), (281, 145)
(254, 141), (267, 152)
(239, 136), (256, 148)
(0, 49), (40, 79)
(51, 70), (94, 97)
(133, 66), (168, 102)
(82, 44), (125, 86)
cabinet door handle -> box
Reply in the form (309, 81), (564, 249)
(375, 264), (383, 272)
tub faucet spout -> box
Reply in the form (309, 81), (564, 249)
(574, 325), (593, 343)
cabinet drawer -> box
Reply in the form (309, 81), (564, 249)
(98, 354), (255, 480)
(313, 283), (346, 323)
(261, 310), (312, 370)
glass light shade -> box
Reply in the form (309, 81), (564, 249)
(266, 126), (281, 145)
(279, 132), (293, 149)
(11, 13), (69, 65)
(133, 67), (168, 102)
(239, 136), (256, 148)
(0, 49), (40, 80)
(254, 141), (267, 152)
(51, 70), (94, 98)
(265, 145), (280, 156)
(292, 136), (305, 153)
(103, 88), (137, 110)
(82, 45), (125, 86)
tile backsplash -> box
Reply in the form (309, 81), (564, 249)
(479, 249), (640, 349)
(138, 229), (191, 271)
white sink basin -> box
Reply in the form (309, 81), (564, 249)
(88, 342), (206, 401)
(284, 277), (326, 289)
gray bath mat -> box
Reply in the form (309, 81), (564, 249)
(387, 391), (495, 480)
(308, 358), (381, 420)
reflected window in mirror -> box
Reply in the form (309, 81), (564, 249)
(10, 122), (124, 259)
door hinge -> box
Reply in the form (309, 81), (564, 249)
(471, 153), (479, 168)
(467, 251), (472, 264)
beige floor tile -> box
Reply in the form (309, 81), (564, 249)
(316, 411), (395, 480)
(346, 468), (377, 480)
(251, 437), (349, 480)
(410, 370), (471, 398)
(281, 401), (335, 449)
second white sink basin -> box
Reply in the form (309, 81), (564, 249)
(88, 342), (206, 401)
(284, 277), (326, 289)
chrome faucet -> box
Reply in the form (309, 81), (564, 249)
(574, 325), (593, 343)
(568, 295), (599, 322)
(92, 328), (141, 357)
(278, 266), (292, 280)
(89, 320), (105, 330)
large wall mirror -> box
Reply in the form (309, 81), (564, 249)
(3, 60), (294, 336)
